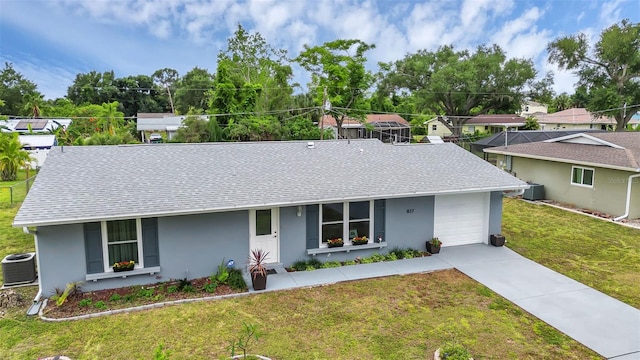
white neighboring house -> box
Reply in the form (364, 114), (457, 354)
(533, 108), (616, 131)
(18, 135), (57, 169)
(137, 113), (209, 142)
(0, 118), (71, 133)
(519, 101), (548, 117)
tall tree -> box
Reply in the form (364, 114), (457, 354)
(114, 75), (165, 116)
(296, 39), (375, 138)
(548, 19), (640, 131)
(0, 133), (32, 181)
(551, 93), (573, 112)
(22, 93), (49, 118)
(174, 67), (215, 114)
(67, 70), (119, 105)
(377, 45), (537, 136)
(0, 62), (38, 116)
(152, 68), (179, 114)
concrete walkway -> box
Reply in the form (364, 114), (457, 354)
(256, 244), (640, 359)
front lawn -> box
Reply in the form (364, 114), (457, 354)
(1, 270), (599, 359)
(503, 198), (640, 308)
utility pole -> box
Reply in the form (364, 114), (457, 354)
(320, 86), (327, 140)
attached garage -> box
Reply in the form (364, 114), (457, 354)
(434, 193), (489, 246)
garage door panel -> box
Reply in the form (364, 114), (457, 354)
(434, 193), (488, 246)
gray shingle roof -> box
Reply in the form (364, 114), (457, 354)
(484, 132), (640, 171)
(14, 140), (527, 227)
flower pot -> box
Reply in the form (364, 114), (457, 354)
(328, 242), (344, 248)
(352, 240), (368, 246)
(113, 266), (134, 272)
(426, 242), (441, 254)
(251, 272), (267, 291)
(490, 234), (505, 247)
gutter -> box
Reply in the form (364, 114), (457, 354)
(13, 185), (529, 228)
(613, 173), (640, 221)
(482, 149), (639, 173)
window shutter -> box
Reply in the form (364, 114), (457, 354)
(306, 205), (319, 249)
(84, 222), (103, 274)
(374, 200), (386, 241)
(142, 218), (160, 267)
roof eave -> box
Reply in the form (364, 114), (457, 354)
(484, 148), (640, 173)
(13, 184), (528, 228)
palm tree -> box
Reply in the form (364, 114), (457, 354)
(22, 93), (48, 118)
(0, 133), (32, 181)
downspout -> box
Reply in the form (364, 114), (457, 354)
(613, 173), (640, 221)
(22, 227), (43, 304)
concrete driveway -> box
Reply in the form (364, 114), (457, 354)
(437, 245), (640, 360)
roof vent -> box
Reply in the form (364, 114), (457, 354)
(307, 142), (315, 149)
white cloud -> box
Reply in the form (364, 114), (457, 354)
(599, 0), (626, 25)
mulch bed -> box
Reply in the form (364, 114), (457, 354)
(42, 277), (246, 319)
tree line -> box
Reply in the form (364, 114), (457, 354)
(0, 20), (637, 147)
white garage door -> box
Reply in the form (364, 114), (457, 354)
(434, 193), (489, 246)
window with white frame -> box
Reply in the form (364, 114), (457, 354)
(571, 166), (594, 187)
(103, 219), (143, 270)
(320, 201), (372, 245)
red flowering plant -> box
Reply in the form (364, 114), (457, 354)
(352, 236), (368, 245)
(327, 238), (344, 247)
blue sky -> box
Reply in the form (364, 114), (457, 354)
(0, 0), (637, 101)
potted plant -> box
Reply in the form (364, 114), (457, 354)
(490, 234), (506, 247)
(249, 249), (269, 291)
(426, 237), (442, 254)
(352, 236), (368, 245)
(327, 238), (344, 248)
(112, 260), (135, 272)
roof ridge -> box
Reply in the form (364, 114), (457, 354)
(624, 148), (639, 169)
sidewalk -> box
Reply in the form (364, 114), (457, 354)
(256, 244), (640, 359)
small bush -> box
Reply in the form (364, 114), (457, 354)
(306, 258), (323, 269)
(305, 265), (316, 271)
(109, 294), (122, 302)
(78, 299), (92, 307)
(181, 284), (195, 293)
(322, 261), (341, 268)
(291, 260), (308, 272)
(385, 253), (397, 261)
(94, 301), (107, 310)
(440, 343), (472, 360)
(389, 247), (406, 259)
(343, 260), (357, 266)
(370, 253), (385, 262)
(360, 257), (373, 264)
(227, 269), (247, 291)
(203, 282), (217, 293)
(167, 285), (179, 294)
(136, 287), (155, 298)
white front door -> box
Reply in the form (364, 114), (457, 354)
(249, 208), (279, 263)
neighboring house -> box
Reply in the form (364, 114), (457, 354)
(518, 101), (548, 117)
(136, 113), (207, 142)
(533, 108), (616, 131)
(484, 132), (640, 220)
(13, 139), (526, 293)
(471, 130), (605, 158)
(18, 135), (57, 168)
(428, 115), (526, 137)
(0, 118), (72, 134)
(320, 114), (411, 143)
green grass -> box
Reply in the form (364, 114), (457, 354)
(0, 270), (600, 359)
(503, 198), (640, 308)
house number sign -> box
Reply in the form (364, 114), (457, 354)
(406, 209), (414, 213)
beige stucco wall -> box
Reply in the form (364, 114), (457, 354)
(496, 155), (640, 219)
(539, 123), (606, 131)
